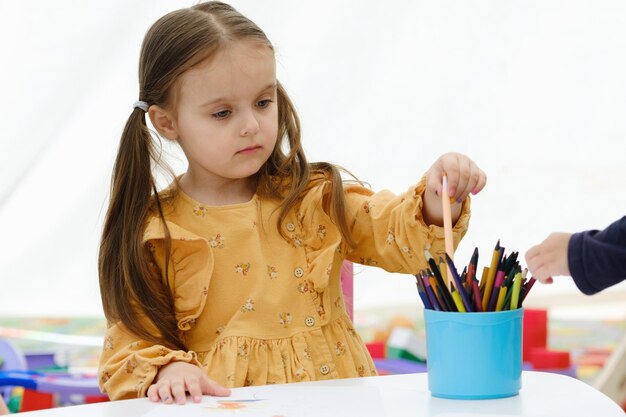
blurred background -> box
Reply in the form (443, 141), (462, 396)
(0, 0), (625, 319)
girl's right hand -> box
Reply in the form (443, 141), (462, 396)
(147, 362), (230, 404)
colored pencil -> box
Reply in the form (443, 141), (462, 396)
(441, 174), (455, 287)
(422, 273), (441, 310)
(450, 283), (466, 312)
(415, 274), (433, 309)
(425, 250), (456, 311)
(510, 269), (525, 310)
(482, 240), (501, 311)
(444, 253), (473, 312)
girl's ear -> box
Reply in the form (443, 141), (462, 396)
(148, 105), (178, 141)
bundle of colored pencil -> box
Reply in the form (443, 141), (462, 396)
(414, 240), (536, 312)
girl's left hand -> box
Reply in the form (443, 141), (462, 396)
(426, 152), (487, 202)
(423, 152), (487, 226)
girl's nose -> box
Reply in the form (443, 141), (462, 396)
(240, 112), (260, 137)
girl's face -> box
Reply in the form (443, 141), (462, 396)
(172, 40), (278, 186)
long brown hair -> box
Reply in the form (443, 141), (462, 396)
(99, 1), (354, 350)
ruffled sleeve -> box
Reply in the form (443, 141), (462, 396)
(98, 322), (201, 400)
(297, 175), (470, 290)
(98, 217), (214, 399)
(344, 177), (470, 274)
(143, 217), (214, 331)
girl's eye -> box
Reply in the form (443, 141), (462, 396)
(256, 99), (273, 108)
(212, 110), (231, 120)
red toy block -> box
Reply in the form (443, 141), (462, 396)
(366, 342), (386, 359)
(523, 309), (547, 362)
(20, 388), (54, 412)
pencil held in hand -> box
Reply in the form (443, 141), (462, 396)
(441, 174), (454, 286)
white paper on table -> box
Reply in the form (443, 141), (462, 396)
(141, 385), (385, 417)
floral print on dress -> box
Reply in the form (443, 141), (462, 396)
(303, 347), (312, 360)
(216, 326), (224, 335)
(317, 225), (327, 239)
(235, 262), (251, 276)
(238, 342), (249, 358)
(358, 256), (378, 266)
(334, 341), (346, 356)
(278, 312), (292, 327)
(289, 233), (303, 247)
(100, 371), (111, 384)
(297, 281), (310, 293)
(357, 365), (366, 377)
(240, 298), (255, 313)
(124, 359), (137, 374)
(401, 246), (413, 258)
(267, 265), (278, 279)
(386, 229), (395, 244)
(347, 326), (359, 338)
(104, 336), (114, 350)
(209, 234), (225, 249)
(193, 205), (207, 217)
(363, 201), (374, 214)
(294, 367), (306, 381)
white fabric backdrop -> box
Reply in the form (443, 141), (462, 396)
(1, 1), (625, 317)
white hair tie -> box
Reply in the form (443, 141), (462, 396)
(133, 100), (149, 112)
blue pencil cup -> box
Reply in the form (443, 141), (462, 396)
(424, 308), (523, 400)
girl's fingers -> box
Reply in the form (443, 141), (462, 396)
(201, 376), (231, 397)
(472, 168), (487, 195)
(464, 163), (483, 199)
(170, 379), (187, 404)
(147, 384), (160, 402)
(453, 156), (471, 202)
(442, 156), (460, 198)
(185, 376), (203, 403)
(157, 382), (174, 404)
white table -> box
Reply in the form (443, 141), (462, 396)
(18, 371), (625, 416)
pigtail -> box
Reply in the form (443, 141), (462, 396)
(99, 109), (184, 351)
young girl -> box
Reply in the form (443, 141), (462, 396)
(98, 1), (487, 404)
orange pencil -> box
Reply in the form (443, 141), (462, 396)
(441, 174), (454, 288)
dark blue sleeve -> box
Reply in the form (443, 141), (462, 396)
(568, 215), (626, 295)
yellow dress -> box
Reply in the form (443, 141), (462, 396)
(98, 176), (470, 399)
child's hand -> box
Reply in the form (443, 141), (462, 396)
(423, 152), (486, 226)
(147, 361), (230, 404)
(525, 232), (572, 284)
